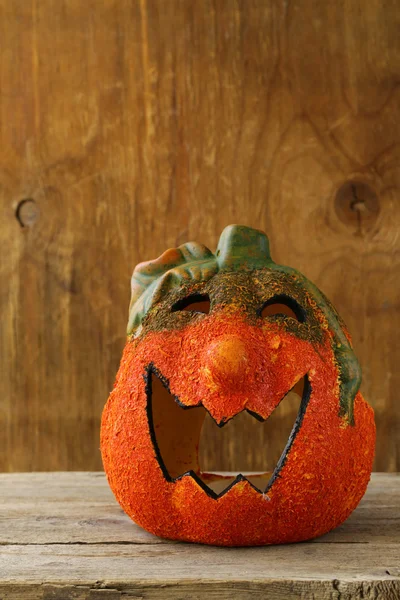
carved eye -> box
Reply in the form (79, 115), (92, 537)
(172, 294), (211, 314)
(260, 295), (305, 323)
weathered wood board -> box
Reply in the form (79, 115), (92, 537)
(0, 472), (399, 599)
(0, 1), (399, 472)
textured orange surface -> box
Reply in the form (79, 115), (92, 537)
(101, 310), (376, 546)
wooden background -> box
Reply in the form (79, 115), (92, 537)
(0, 0), (399, 473)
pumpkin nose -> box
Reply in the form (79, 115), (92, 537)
(205, 335), (249, 385)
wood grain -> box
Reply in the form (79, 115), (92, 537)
(0, 0), (399, 472)
(0, 473), (399, 599)
(1, 472), (399, 545)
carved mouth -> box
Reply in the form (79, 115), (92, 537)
(145, 365), (311, 499)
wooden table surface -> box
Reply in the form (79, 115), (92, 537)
(0, 473), (399, 599)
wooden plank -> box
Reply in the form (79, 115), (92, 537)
(0, 472), (160, 545)
(1, 472), (399, 546)
(0, 473), (399, 598)
(0, 0), (399, 474)
(1, 581), (399, 600)
(0, 544), (399, 599)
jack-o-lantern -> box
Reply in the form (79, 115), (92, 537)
(101, 225), (375, 546)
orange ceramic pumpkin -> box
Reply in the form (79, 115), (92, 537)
(101, 225), (375, 546)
